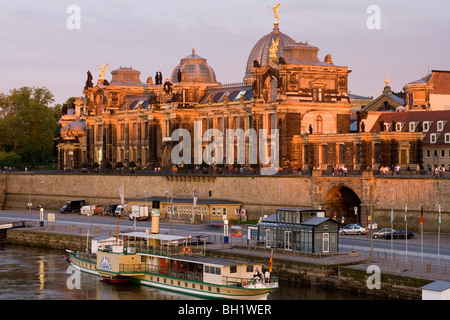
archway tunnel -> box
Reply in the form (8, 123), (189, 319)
(324, 186), (361, 225)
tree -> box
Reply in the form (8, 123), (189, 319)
(0, 87), (59, 166)
(0, 151), (21, 168)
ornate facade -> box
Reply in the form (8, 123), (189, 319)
(58, 12), (422, 173)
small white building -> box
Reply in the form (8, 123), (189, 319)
(421, 281), (450, 300)
(91, 235), (116, 254)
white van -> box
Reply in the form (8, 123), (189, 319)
(114, 204), (128, 217)
(80, 205), (97, 215)
(129, 205), (150, 221)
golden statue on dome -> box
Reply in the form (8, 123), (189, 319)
(268, 3), (281, 23)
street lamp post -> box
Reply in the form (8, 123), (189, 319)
(39, 207), (44, 227)
(224, 219), (229, 244)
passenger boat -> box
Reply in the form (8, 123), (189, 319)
(67, 230), (278, 300)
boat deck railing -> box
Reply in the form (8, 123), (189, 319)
(73, 251), (97, 263)
(131, 245), (204, 257)
(118, 263), (278, 288)
(119, 264), (203, 282)
(222, 276), (279, 288)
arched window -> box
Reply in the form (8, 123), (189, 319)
(316, 116), (323, 134)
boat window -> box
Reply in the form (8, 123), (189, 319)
(230, 266), (237, 273)
(246, 265), (254, 273)
(205, 265), (221, 275)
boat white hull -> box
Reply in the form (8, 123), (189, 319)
(70, 260), (99, 276)
(139, 279), (274, 300)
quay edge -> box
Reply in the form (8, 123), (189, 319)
(4, 228), (434, 300)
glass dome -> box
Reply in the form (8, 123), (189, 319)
(171, 49), (218, 84)
(243, 24), (295, 84)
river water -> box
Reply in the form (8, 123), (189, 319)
(0, 244), (369, 300)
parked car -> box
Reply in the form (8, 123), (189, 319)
(385, 229), (414, 239)
(205, 220), (224, 229)
(373, 228), (395, 239)
(103, 204), (120, 216)
(339, 224), (366, 235)
(59, 200), (85, 214)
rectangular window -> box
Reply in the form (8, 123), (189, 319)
(426, 150), (431, 158)
(442, 150), (445, 158)
(339, 144), (345, 163)
(230, 266), (237, 273)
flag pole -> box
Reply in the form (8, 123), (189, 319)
(405, 202), (408, 262)
(420, 203), (423, 265)
(391, 201), (394, 261)
(438, 202), (441, 267)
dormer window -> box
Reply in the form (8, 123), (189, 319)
(395, 122), (404, 132)
(409, 122), (416, 132)
(423, 121), (432, 132)
(437, 120), (447, 132)
(445, 133), (450, 143)
(430, 133), (439, 143)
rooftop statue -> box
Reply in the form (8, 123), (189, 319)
(268, 3), (281, 23)
(269, 36), (279, 59)
(97, 64), (108, 80)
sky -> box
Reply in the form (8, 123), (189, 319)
(1, 0), (449, 106)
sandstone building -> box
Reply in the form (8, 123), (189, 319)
(58, 9), (423, 174)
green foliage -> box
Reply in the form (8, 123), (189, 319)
(0, 87), (60, 166)
(0, 151), (21, 168)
